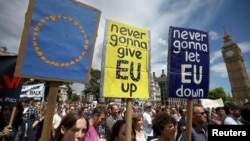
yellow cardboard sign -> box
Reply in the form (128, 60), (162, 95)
(102, 20), (150, 98)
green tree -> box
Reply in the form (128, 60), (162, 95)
(208, 87), (234, 102)
(84, 68), (101, 102)
(70, 93), (80, 101)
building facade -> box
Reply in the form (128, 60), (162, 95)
(150, 72), (161, 103)
(153, 70), (186, 106)
(221, 28), (250, 104)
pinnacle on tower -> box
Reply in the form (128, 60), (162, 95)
(223, 26), (234, 44)
(223, 26), (229, 36)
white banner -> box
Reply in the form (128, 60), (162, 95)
(200, 98), (224, 108)
(20, 83), (45, 98)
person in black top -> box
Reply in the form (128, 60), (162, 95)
(0, 104), (23, 141)
(240, 102), (250, 125)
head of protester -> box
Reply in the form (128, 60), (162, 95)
(107, 119), (136, 141)
(55, 111), (89, 141)
(240, 102), (250, 125)
(152, 111), (177, 141)
(223, 102), (242, 125)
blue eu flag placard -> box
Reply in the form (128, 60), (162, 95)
(15, 0), (101, 83)
(167, 26), (209, 99)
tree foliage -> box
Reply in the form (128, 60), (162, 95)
(70, 93), (80, 101)
(83, 68), (101, 102)
(208, 87), (234, 102)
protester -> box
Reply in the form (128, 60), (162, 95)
(178, 107), (187, 131)
(107, 119), (136, 141)
(170, 106), (181, 122)
(143, 103), (156, 141)
(209, 107), (225, 125)
(105, 103), (123, 138)
(240, 102), (250, 125)
(132, 113), (147, 141)
(54, 111), (89, 141)
(19, 97), (40, 141)
(84, 106), (107, 141)
(179, 103), (208, 141)
(35, 108), (46, 141)
(82, 107), (89, 119)
(223, 102), (242, 125)
(152, 111), (177, 141)
(176, 107), (187, 140)
(0, 106), (14, 140)
(0, 104), (23, 141)
(51, 106), (62, 140)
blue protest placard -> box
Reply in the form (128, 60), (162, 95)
(15, 0), (101, 83)
(167, 26), (209, 98)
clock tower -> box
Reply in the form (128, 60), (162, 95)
(222, 28), (250, 104)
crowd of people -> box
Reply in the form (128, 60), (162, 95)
(0, 97), (250, 141)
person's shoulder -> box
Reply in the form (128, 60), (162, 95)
(106, 115), (112, 120)
(149, 139), (158, 141)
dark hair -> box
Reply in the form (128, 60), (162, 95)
(0, 105), (23, 131)
(240, 102), (250, 122)
(152, 111), (177, 136)
(108, 120), (136, 141)
(224, 102), (239, 115)
(92, 105), (108, 117)
(54, 111), (89, 141)
(215, 107), (224, 113)
(19, 97), (30, 103)
(179, 107), (186, 114)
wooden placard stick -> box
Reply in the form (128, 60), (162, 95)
(40, 81), (59, 141)
(185, 99), (193, 141)
(8, 107), (16, 126)
(125, 98), (133, 141)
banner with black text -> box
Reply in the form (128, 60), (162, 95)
(0, 56), (23, 106)
(20, 83), (45, 98)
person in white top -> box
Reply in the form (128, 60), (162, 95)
(223, 102), (243, 125)
(143, 103), (156, 141)
(52, 107), (62, 138)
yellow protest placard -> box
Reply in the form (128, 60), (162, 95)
(102, 19), (150, 98)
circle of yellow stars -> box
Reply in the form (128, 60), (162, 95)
(32, 15), (89, 67)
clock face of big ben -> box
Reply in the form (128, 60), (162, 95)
(226, 50), (234, 57)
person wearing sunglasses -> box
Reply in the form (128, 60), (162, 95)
(178, 103), (208, 141)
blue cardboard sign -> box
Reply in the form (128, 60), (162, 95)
(16, 0), (101, 83)
(167, 26), (209, 98)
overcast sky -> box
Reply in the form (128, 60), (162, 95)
(1, 0), (250, 94)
